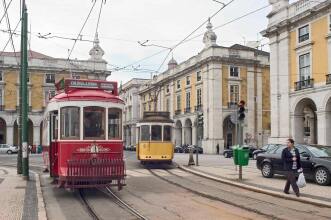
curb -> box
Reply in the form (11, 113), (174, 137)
(178, 165), (331, 208)
(34, 173), (48, 220)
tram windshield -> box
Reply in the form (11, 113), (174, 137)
(163, 125), (172, 141)
(108, 108), (122, 140)
(151, 125), (162, 141)
(61, 107), (80, 139)
(84, 106), (105, 140)
(141, 125), (150, 141)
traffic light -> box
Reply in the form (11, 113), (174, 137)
(238, 100), (245, 121)
(198, 113), (204, 126)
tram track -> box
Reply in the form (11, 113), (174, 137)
(78, 189), (101, 220)
(147, 168), (331, 220)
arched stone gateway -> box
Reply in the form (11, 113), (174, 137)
(0, 118), (6, 144)
(184, 119), (192, 145)
(223, 116), (235, 148)
(293, 98), (317, 144)
(13, 119), (34, 146)
(175, 120), (182, 146)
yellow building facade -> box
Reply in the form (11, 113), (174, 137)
(0, 35), (110, 147)
(138, 20), (271, 153)
(262, 0), (331, 145)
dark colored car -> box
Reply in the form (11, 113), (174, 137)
(256, 144), (331, 186)
(223, 145), (258, 158)
(252, 144), (279, 160)
(174, 145), (184, 153)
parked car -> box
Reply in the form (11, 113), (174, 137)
(252, 144), (279, 160)
(174, 145), (184, 153)
(256, 144), (331, 186)
(192, 145), (203, 154)
(0, 144), (18, 154)
(223, 145), (257, 158)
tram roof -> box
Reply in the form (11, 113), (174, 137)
(50, 88), (124, 103)
(138, 111), (174, 123)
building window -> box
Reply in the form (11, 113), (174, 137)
(0, 70), (3, 81)
(148, 103), (151, 111)
(329, 14), (331, 32)
(298, 25), (309, 43)
(143, 103), (147, 111)
(197, 71), (201, 82)
(229, 85), (239, 103)
(186, 76), (190, 85)
(166, 85), (170, 93)
(230, 66), (239, 78)
(0, 89), (3, 107)
(176, 95), (181, 110)
(186, 92), (190, 108)
(177, 80), (181, 89)
(299, 53), (310, 80)
(197, 88), (202, 106)
(45, 73), (55, 84)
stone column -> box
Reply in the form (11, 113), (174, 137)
(192, 122), (197, 145)
(316, 110), (327, 145)
(33, 125), (40, 146)
(169, 82), (174, 119)
(256, 70), (263, 146)
(6, 125), (14, 145)
(202, 62), (224, 153)
(246, 67), (255, 138)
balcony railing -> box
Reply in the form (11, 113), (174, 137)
(326, 74), (331, 84)
(227, 102), (238, 109)
(184, 107), (191, 113)
(194, 105), (203, 112)
(295, 78), (314, 91)
(175, 110), (181, 115)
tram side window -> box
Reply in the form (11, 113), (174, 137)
(151, 125), (162, 141)
(108, 108), (122, 139)
(52, 114), (58, 140)
(141, 125), (150, 141)
(84, 106), (105, 140)
(60, 107), (80, 139)
(163, 125), (172, 141)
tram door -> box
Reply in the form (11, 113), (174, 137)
(49, 111), (59, 177)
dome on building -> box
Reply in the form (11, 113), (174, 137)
(203, 18), (217, 48)
(168, 57), (178, 70)
(89, 32), (105, 61)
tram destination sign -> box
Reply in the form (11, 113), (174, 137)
(56, 78), (117, 93)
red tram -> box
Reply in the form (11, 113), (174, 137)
(42, 79), (125, 190)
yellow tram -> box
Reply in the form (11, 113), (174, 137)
(136, 112), (174, 164)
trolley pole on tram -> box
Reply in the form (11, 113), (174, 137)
(21, 1), (29, 180)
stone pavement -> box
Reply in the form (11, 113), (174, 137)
(173, 153), (331, 207)
(0, 165), (46, 220)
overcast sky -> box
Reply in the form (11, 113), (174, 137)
(0, 0), (296, 83)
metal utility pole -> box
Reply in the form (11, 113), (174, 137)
(21, 1), (29, 180)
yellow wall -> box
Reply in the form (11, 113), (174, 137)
(222, 65), (228, 105)
(290, 30), (297, 89)
(240, 67), (247, 102)
(4, 70), (18, 109)
(31, 72), (44, 109)
(312, 16), (328, 84)
(191, 72), (196, 108)
(262, 67), (271, 130)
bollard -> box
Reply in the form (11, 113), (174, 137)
(188, 147), (195, 166)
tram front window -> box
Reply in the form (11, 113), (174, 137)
(151, 125), (162, 141)
(108, 108), (122, 140)
(141, 125), (150, 141)
(61, 107), (80, 139)
(84, 106), (105, 140)
(163, 125), (172, 141)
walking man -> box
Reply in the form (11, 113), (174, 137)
(282, 138), (301, 197)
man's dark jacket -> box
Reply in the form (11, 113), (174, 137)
(281, 147), (302, 171)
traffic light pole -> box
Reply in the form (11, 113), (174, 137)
(21, 3), (29, 180)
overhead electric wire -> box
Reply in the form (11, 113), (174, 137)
(0, 0), (12, 25)
(95, 0), (105, 34)
(2, 0), (18, 64)
(67, 0), (97, 60)
(0, 18), (22, 57)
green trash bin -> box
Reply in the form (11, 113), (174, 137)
(238, 147), (249, 166)
(232, 145), (240, 165)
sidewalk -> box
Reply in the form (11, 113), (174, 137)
(174, 153), (331, 208)
(0, 165), (46, 220)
